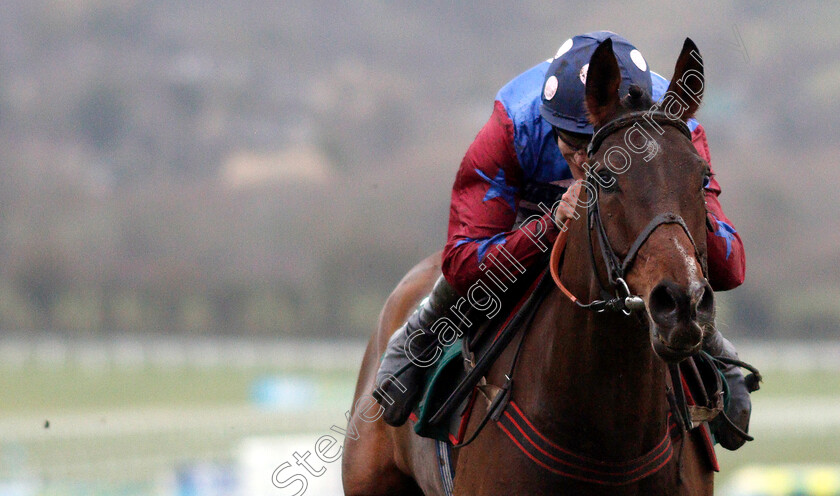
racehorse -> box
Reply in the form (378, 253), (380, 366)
(343, 38), (716, 495)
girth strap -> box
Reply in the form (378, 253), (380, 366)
(496, 401), (674, 486)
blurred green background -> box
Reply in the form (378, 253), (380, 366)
(0, 0), (838, 494)
(0, 340), (839, 495)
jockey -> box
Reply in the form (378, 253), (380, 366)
(372, 31), (752, 450)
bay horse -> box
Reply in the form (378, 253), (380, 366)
(343, 38), (716, 495)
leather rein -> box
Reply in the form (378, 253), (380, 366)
(550, 111), (706, 315)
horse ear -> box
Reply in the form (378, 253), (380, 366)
(585, 38), (622, 127)
(664, 38), (704, 121)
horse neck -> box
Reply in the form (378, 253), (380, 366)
(517, 218), (669, 459)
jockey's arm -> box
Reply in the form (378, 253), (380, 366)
(442, 106), (745, 295)
(692, 124), (746, 291)
(442, 101), (559, 295)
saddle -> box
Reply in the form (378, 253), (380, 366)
(410, 264), (548, 444)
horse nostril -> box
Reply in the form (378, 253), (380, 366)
(649, 282), (680, 326)
(695, 282), (715, 319)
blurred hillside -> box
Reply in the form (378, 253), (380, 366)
(0, 0), (837, 339)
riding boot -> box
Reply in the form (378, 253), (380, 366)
(704, 329), (752, 450)
(372, 276), (460, 427)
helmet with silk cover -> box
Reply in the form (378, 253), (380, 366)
(540, 31), (652, 136)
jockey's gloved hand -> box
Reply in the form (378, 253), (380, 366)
(704, 329), (754, 450)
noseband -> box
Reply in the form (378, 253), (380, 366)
(550, 111), (707, 315)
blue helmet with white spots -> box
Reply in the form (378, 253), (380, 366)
(540, 31), (653, 135)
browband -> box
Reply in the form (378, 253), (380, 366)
(587, 111), (692, 158)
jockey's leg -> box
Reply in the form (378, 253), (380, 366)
(703, 329), (752, 450)
(372, 275), (460, 427)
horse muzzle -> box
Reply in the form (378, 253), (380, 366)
(646, 279), (714, 362)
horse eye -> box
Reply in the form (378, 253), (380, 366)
(702, 175), (711, 189)
(598, 171), (617, 191)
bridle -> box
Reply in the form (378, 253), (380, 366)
(433, 118), (726, 485)
(463, 112), (727, 485)
(550, 111), (708, 315)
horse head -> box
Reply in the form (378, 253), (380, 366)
(582, 38), (713, 362)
